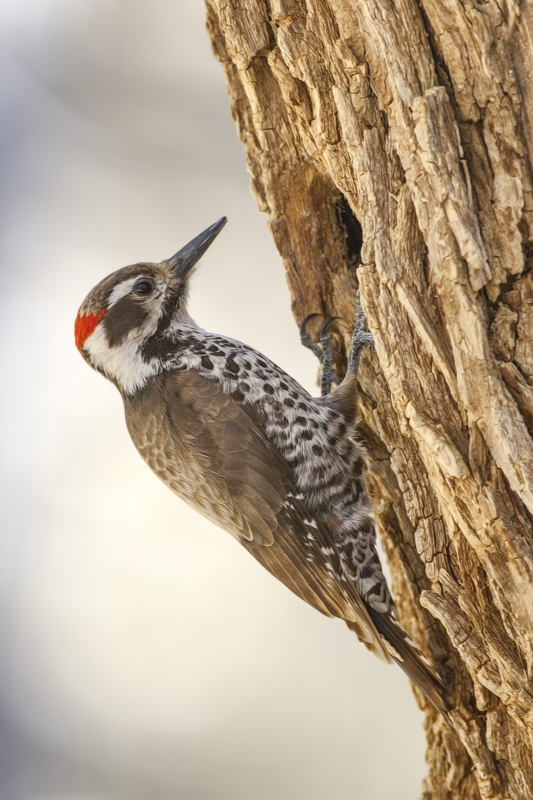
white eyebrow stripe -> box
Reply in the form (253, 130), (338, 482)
(107, 277), (139, 307)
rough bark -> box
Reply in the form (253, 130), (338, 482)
(203, 1), (533, 797)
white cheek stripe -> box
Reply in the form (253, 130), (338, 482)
(84, 324), (160, 394)
(107, 278), (139, 308)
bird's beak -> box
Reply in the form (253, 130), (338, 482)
(168, 217), (227, 279)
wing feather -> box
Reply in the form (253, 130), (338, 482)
(125, 370), (390, 660)
(125, 370), (390, 661)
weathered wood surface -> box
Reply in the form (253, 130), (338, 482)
(204, 1), (533, 797)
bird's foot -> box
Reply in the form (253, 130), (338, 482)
(300, 293), (374, 394)
(300, 314), (341, 396)
(348, 291), (375, 379)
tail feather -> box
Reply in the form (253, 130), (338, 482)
(367, 608), (450, 720)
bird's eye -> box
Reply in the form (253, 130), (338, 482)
(133, 279), (155, 297)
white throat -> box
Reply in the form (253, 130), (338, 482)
(84, 324), (160, 394)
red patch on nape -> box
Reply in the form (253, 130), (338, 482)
(75, 309), (107, 350)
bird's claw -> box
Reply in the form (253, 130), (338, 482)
(300, 312), (341, 396)
(300, 314), (324, 363)
(319, 316), (341, 344)
(300, 292), (375, 394)
(348, 291), (375, 376)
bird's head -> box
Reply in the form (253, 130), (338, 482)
(75, 216), (227, 394)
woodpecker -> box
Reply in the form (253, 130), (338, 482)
(75, 217), (447, 717)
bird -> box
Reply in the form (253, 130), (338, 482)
(75, 216), (448, 718)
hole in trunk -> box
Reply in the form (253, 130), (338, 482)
(337, 194), (363, 269)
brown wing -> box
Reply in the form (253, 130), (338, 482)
(124, 369), (390, 661)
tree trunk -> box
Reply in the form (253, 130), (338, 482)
(203, 1), (533, 797)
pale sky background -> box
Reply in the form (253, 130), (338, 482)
(0, 2), (426, 798)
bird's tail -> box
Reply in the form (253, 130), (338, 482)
(367, 607), (450, 720)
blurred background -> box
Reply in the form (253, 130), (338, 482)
(0, 2), (426, 798)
